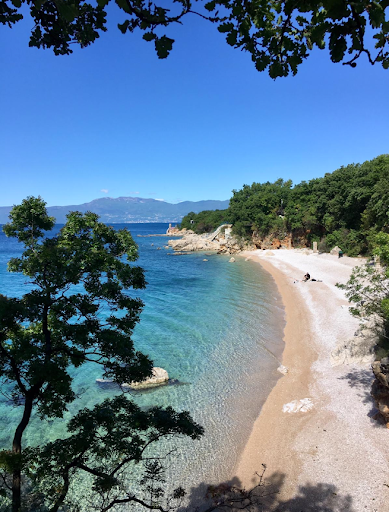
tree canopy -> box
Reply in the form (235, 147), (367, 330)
(0, 197), (203, 512)
(1, 0), (389, 77)
(183, 154), (389, 256)
(180, 209), (232, 232)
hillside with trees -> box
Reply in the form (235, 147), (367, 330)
(181, 154), (389, 256)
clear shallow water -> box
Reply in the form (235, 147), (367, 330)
(0, 223), (285, 504)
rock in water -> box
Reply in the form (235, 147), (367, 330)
(96, 367), (169, 390)
(126, 367), (169, 390)
(229, 257), (235, 262)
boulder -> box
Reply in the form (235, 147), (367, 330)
(229, 257), (235, 262)
(277, 365), (289, 375)
(127, 367), (169, 389)
(371, 358), (389, 427)
(282, 398), (313, 413)
(331, 316), (381, 366)
(330, 245), (342, 256)
(96, 367), (169, 390)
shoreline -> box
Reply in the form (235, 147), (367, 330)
(234, 249), (389, 511)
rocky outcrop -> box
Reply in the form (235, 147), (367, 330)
(168, 225), (254, 254)
(331, 318), (379, 366)
(166, 224), (192, 236)
(330, 245), (343, 256)
(251, 233), (293, 250)
(371, 358), (389, 427)
(96, 367), (169, 390)
(129, 367), (169, 389)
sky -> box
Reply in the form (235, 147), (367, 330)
(1, 5), (388, 207)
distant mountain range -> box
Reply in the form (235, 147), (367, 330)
(0, 197), (230, 224)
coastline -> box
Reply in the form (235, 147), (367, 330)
(234, 249), (389, 511)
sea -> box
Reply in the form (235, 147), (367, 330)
(0, 223), (285, 506)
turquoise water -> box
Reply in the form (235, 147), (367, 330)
(0, 223), (285, 503)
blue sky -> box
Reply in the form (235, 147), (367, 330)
(1, 6), (388, 206)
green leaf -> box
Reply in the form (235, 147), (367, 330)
(255, 57), (268, 72)
(140, 20), (151, 30)
(369, 3), (385, 29)
(97, 0), (110, 7)
(296, 15), (307, 26)
(310, 23), (328, 48)
(218, 22), (234, 33)
(154, 35), (174, 59)
(329, 32), (347, 62)
(383, 60), (389, 70)
(288, 54), (303, 74)
(11, 0), (22, 7)
(269, 61), (285, 78)
(118, 20), (130, 34)
(57, 3), (79, 23)
(116, 0), (131, 14)
(226, 29), (237, 46)
(204, 1), (216, 11)
(143, 32), (156, 42)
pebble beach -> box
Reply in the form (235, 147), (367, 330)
(234, 249), (389, 511)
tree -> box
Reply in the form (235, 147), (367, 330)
(337, 233), (389, 350)
(0, 196), (203, 512)
(180, 209), (231, 233)
(1, 0), (389, 78)
(228, 179), (292, 238)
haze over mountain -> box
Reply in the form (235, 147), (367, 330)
(0, 197), (230, 224)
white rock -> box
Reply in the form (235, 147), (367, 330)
(282, 398), (313, 413)
(128, 367), (169, 389)
(96, 378), (113, 384)
(229, 257), (235, 262)
(96, 367), (169, 390)
(277, 365), (289, 375)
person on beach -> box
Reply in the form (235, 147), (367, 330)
(303, 272), (310, 282)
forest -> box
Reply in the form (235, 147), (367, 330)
(180, 154), (389, 256)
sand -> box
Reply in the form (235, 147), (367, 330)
(234, 249), (389, 512)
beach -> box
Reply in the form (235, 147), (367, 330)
(235, 249), (389, 511)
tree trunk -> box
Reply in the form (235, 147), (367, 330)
(12, 398), (33, 512)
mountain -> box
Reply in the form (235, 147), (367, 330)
(0, 197), (230, 224)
